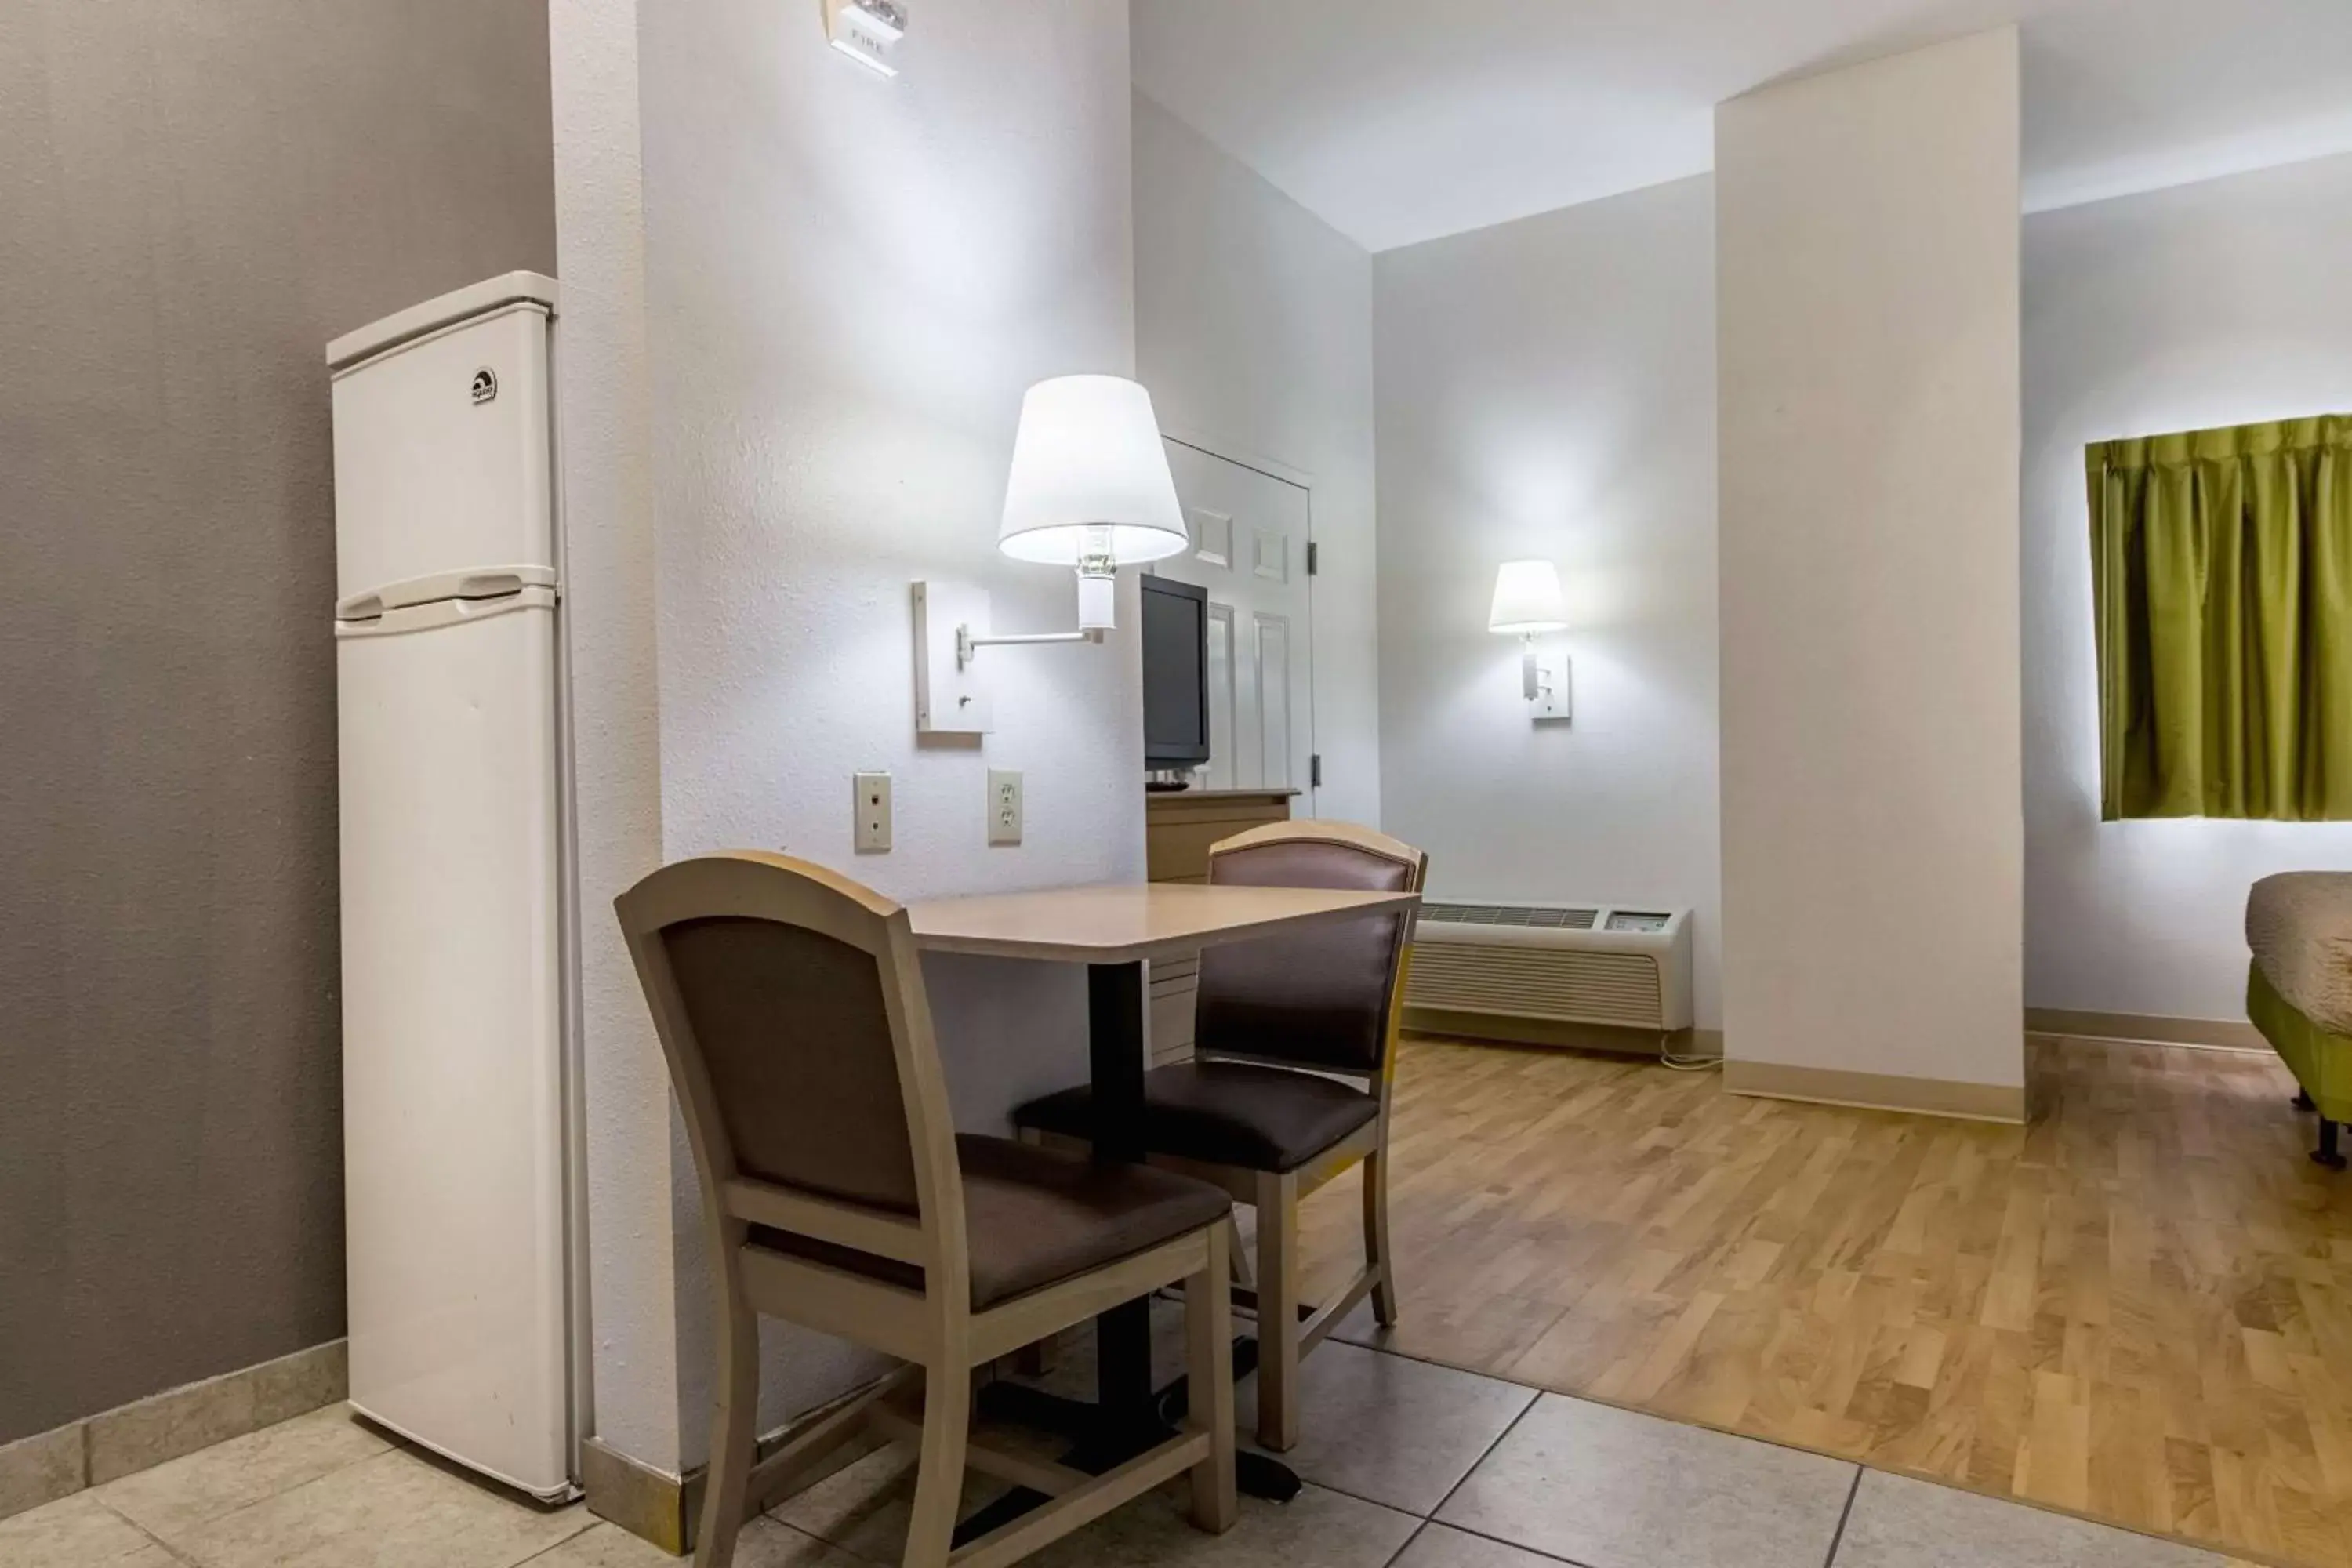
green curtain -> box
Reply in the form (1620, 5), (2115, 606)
(2089, 415), (2352, 820)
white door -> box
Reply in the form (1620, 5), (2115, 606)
(1151, 440), (1315, 807)
(337, 590), (570, 1499)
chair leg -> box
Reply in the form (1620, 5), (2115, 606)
(1254, 1171), (1301, 1453)
(1362, 1149), (1398, 1328)
(1185, 1225), (1238, 1533)
(901, 1364), (971, 1568)
(696, 1290), (760, 1568)
(1226, 1213), (1255, 1293)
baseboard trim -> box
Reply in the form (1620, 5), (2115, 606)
(584, 1381), (886, 1554)
(2024, 1007), (2267, 1054)
(581, 1436), (693, 1556)
(1723, 1059), (2027, 1125)
(1404, 1009), (1723, 1062)
(0, 1339), (347, 1523)
(0, 1426), (82, 1525)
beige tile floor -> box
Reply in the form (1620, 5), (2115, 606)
(2, 1316), (2249, 1568)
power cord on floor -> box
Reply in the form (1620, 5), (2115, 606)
(1659, 1031), (1721, 1073)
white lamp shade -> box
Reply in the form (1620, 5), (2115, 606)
(997, 376), (1188, 567)
(1488, 560), (1567, 634)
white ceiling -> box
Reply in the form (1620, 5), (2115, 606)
(1134, 0), (2352, 252)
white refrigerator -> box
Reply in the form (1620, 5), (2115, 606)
(328, 272), (585, 1501)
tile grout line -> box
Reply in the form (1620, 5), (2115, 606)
(1253, 1467), (1433, 1523)
(765, 1511), (879, 1565)
(1424, 1388), (1537, 1523)
(511, 1513), (613, 1568)
(1342, 1331), (1850, 1467)
(1820, 1466), (1863, 1568)
(99, 1421), (405, 1555)
(1378, 1518), (1435, 1568)
(1427, 1514), (1601, 1567)
(1340, 1334), (2241, 1564)
(87, 1492), (201, 1567)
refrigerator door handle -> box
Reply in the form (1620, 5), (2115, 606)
(336, 586), (557, 639)
(336, 564), (558, 622)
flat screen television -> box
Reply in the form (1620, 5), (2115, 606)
(1140, 575), (1210, 770)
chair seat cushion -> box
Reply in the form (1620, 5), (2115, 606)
(2249, 873), (2352, 1035)
(749, 1134), (1229, 1310)
(1014, 1061), (1380, 1174)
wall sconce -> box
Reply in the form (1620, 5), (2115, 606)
(825, 0), (906, 77)
(1489, 560), (1571, 723)
(913, 376), (1189, 735)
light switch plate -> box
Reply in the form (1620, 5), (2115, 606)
(987, 769), (1022, 845)
(854, 771), (892, 852)
(913, 581), (993, 735)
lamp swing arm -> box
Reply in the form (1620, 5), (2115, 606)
(956, 624), (1102, 666)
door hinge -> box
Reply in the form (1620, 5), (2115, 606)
(1305, 542), (1319, 576)
(1310, 753), (1323, 788)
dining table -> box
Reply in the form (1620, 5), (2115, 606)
(906, 880), (1420, 1534)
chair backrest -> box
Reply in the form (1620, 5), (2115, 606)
(615, 852), (963, 1279)
(1196, 821), (1428, 1075)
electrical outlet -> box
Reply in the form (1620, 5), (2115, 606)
(854, 771), (892, 852)
(987, 769), (1022, 846)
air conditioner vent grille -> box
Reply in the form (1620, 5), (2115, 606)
(1421, 902), (1598, 930)
(1407, 945), (1663, 1030)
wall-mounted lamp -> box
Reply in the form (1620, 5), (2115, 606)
(825, 0), (907, 77)
(1489, 560), (1571, 723)
(974, 375), (1188, 657)
(913, 376), (1188, 735)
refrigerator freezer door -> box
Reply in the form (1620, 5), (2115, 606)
(338, 593), (570, 1498)
(331, 302), (553, 601)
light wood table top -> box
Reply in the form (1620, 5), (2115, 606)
(906, 881), (1416, 964)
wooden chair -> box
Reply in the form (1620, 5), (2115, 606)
(1012, 821), (1425, 1451)
(616, 851), (1238, 1568)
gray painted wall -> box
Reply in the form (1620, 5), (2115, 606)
(0, 0), (556, 1444)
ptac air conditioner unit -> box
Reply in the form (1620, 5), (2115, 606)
(1405, 902), (1693, 1041)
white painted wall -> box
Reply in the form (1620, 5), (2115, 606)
(549, 0), (681, 1472)
(1372, 176), (1723, 1028)
(1716, 29), (2024, 1091)
(2024, 151), (2352, 1023)
(1133, 92), (1381, 827)
(637, 0), (1138, 1460)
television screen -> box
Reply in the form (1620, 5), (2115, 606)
(1140, 575), (1210, 768)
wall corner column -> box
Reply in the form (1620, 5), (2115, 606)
(549, 0), (684, 1482)
(1715, 27), (2025, 1120)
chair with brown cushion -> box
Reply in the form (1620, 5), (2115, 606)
(1011, 821), (1425, 1451)
(617, 851), (1237, 1568)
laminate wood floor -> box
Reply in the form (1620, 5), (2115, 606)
(1298, 1033), (2352, 1568)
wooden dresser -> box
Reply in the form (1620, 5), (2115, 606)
(1144, 789), (1297, 1062)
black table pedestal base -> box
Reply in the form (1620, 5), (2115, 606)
(951, 1334), (1299, 1547)
(949, 961), (1301, 1549)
